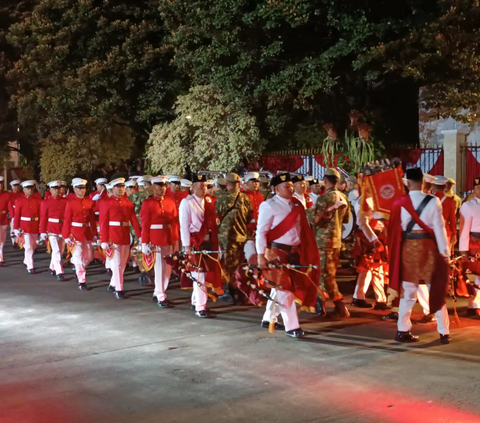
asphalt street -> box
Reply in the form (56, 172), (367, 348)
(1, 245), (480, 423)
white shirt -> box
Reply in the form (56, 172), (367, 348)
(256, 195), (301, 255)
(309, 192), (319, 204)
(179, 194), (205, 247)
(459, 196), (480, 251)
(293, 192), (306, 208)
(354, 196), (384, 243)
(400, 190), (449, 256)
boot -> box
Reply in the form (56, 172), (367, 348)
(315, 296), (326, 316)
(332, 299), (350, 318)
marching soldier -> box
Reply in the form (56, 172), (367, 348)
(432, 176), (457, 253)
(13, 180), (42, 274)
(125, 180), (137, 197)
(140, 176), (177, 307)
(180, 179), (192, 195)
(0, 177), (9, 266)
(242, 172), (264, 263)
(311, 168), (351, 317)
(445, 178), (462, 215)
(389, 168), (451, 344)
(100, 178), (141, 299)
(8, 180), (23, 247)
(256, 172), (320, 338)
(59, 181), (67, 198)
(459, 177), (480, 317)
(259, 176), (271, 199)
(89, 178), (108, 200)
(40, 180), (67, 280)
(179, 174), (221, 317)
(308, 179), (323, 204)
(423, 173), (436, 194)
(292, 175), (313, 209)
(62, 178), (97, 290)
(215, 172), (253, 304)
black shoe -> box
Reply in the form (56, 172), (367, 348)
(139, 273), (152, 286)
(285, 328), (305, 338)
(72, 267), (76, 272)
(152, 295), (158, 303)
(440, 334), (452, 345)
(107, 285), (116, 293)
(195, 309), (212, 318)
(374, 302), (390, 311)
(57, 274), (65, 281)
(466, 308), (480, 318)
(27, 268), (35, 274)
(417, 314), (436, 324)
(332, 300), (350, 318)
(395, 331), (419, 343)
(383, 311), (399, 321)
(78, 283), (88, 291)
(351, 298), (372, 308)
(261, 321), (285, 330)
(315, 296), (326, 316)
(50, 270), (55, 276)
(218, 291), (233, 302)
(115, 291), (125, 299)
(157, 300), (174, 308)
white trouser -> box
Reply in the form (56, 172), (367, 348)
(468, 276), (480, 309)
(10, 218), (15, 245)
(71, 241), (93, 283)
(354, 267), (386, 303)
(244, 240), (257, 263)
(105, 255), (111, 270)
(153, 245), (173, 302)
(398, 281), (450, 335)
(24, 233), (38, 270)
(49, 235), (65, 275)
(417, 284), (430, 315)
(262, 289), (300, 332)
(191, 272), (208, 311)
(110, 244), (130, 291)
(0, 225), (6, 262)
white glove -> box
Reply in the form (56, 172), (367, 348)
(13, 229), (20, 237)
(40, 233), (47, 242)
(64, 238), (72, 244)
(138, 237), (142, 245)
(142, 244), (152, 255)
(101, 242), (109, 250)
(92, 193), (101, 201)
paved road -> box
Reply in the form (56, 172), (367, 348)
(1, 246), (480, 423)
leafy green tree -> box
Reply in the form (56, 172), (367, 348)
(147, 85), (264, 173)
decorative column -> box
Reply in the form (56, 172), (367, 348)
(441, 129), (469, 195)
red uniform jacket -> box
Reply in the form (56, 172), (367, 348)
(100, 196), (141, 245)
(8, 191), (24, 218)
(140, 195), (177, 247)
(32, 192), (43, 201)
(44, 191), (52, 200)
(13, 196), (42, 234)
(435, 192), (456, 240)
(166, 189), (186, 244)
(40, 197), (67, 235)
(243, 189), (264, 234)
(0, 191), (10, 225)
(62, 196), (97, 242)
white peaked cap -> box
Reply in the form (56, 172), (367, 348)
(129, 175), (140, 180)
(125, 180), (136, 188)
(110, 178), (125, 187)
(433, 175), (448, 185)
(95, 178), (108, 185)
(167, 175), (181, 183)
(137, 175), (152, 185)
(48, 180), (62, 188)
(21, 180), (37, 188)
(304, 175), (314, 182)
(72, 178), (87, 187)
(10, 180), (20, 186)
(423, 173), (437, 184)
(180, 179), (192, 187)
(206, 179), (214, 185)
(244, 172), (260, 182)
(106, 183), (113, 190)
(151, 176), (168, 184)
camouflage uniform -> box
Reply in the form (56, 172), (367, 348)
(215, 189), (253, 287)
(311, 188), (351, 301)
(129, 189), (153, 274)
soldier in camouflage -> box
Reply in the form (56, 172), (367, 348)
(259, 176), (274, 200)
(215, 172), (253, 304)
(129, 175), (153, 285)
(311, 168), (351, 318)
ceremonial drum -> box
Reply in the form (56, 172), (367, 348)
(342, 213), (354, 240)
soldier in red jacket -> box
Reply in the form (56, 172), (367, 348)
(100, 178), (141, 299)
(432, 176), (457, 254)
(40, 180), (68, 280)
(140, 176), (177, 307)
(242, 172), (264, 262)
(62, 178), (98, 290)
(8, 180), (23, 247)
(0, 176), (9, 266)
(13, 180), (42, 273)
(166, 176), (183, 252)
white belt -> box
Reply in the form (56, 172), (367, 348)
(109, 221), (129, 227)
(251, 219), (256, 223)
(72, 222), (88, 227)
(151, 224), (170, 229)
(21, 217), (38, 222)
(48, 218), (61, 223)
(95, 211), (100, 215)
